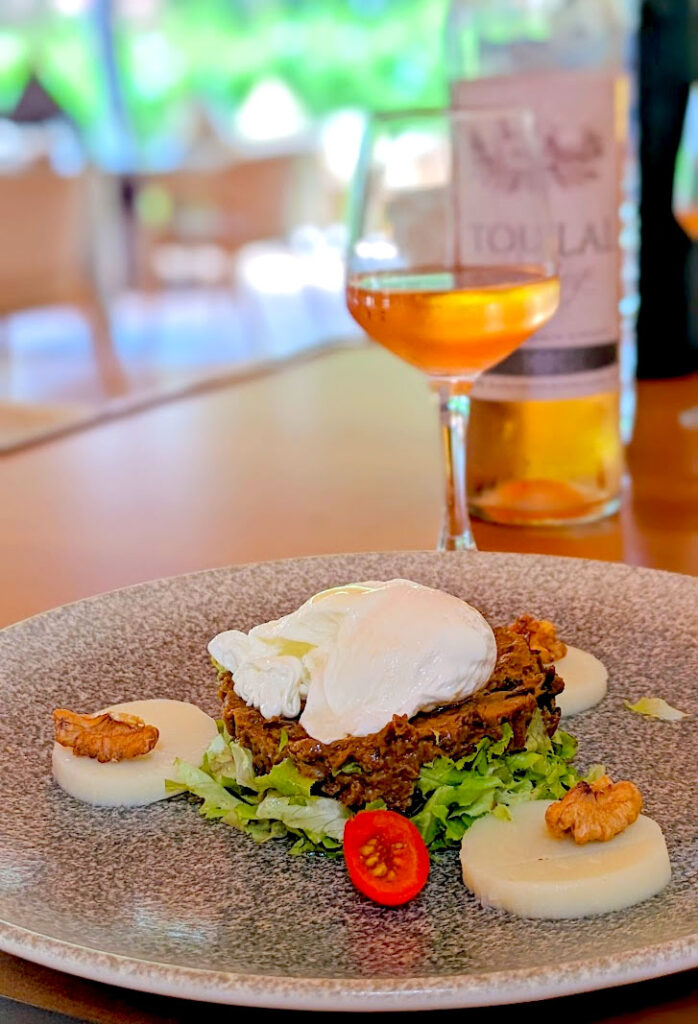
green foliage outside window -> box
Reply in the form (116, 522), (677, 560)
(2, 0), (448, 149)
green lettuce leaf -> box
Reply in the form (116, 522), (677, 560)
(409, 711), (593, 850)
(625, 697), (689, 721)
(169, 725), (350, 855)
(168, 760), (246, 821)
(202, 730), (257, 790)
(170, 711), (592, 856)
(255, 794), (349, 841)
(254, 759), (316, 798)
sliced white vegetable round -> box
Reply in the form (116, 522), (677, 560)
(52, 699), (218, 807)
(554, 645), (608, 717)
(460, 800), (671, 919)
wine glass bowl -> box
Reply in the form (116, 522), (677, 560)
(345, 108), (559, 549)
(346, 265), (560, 379)
(672, 83), (698, 430)
(674, 83), (698, 240)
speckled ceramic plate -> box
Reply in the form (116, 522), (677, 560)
(0, 552), (696, 1011)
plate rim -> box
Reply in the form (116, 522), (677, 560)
(1, 550), (696, 1009)
(2, 549), (696, 638)
(0, 918), (696, 1011)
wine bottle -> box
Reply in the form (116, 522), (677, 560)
(447, 0), (637, 525)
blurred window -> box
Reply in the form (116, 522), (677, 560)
(0, 0), (448, 170)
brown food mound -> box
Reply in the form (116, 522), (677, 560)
(218, 625), (563, 812)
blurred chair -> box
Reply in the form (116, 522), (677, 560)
(0, 160), (92, 313)
(0, 158), (128, 398)
(131, 147), (332, 291)
(0, 75), (128, 400)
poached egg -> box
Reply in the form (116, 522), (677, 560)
(208, 579), (497, 744)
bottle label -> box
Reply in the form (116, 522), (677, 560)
(452, 69), (622, 401)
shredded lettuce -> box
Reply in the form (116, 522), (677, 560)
(169, 724), (350, 856)
(624, 697), (689, 721)
(170, 713), (595, 856)
(409, 716), (601, 850)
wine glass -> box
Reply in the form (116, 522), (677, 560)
(673, 82), (698, 428)
(345, 107), (559, 550)
(673, 82), (698, 241)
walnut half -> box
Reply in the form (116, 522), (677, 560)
(510, 613), (567, 663)
(53, 709), (159, 763)
(545, 775), (643, 845)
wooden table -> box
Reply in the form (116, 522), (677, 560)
(1, 346), (697, 1021)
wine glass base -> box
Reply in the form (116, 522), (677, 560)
(679, 405), (698, 429)
(438, 526), (477, 551)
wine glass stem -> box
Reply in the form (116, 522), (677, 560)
(438, 380), (476, 551)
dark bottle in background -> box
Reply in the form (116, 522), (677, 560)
(638, 0), (698, 377)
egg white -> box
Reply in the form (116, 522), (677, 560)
(211, 580), (497, 743)
(52, 699), (218, 807)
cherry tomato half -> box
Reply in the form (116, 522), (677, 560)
(343, 809), (430, 906)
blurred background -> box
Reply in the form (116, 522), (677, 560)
(0, 0), (697, 451)
(0, 0), (452, 447)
